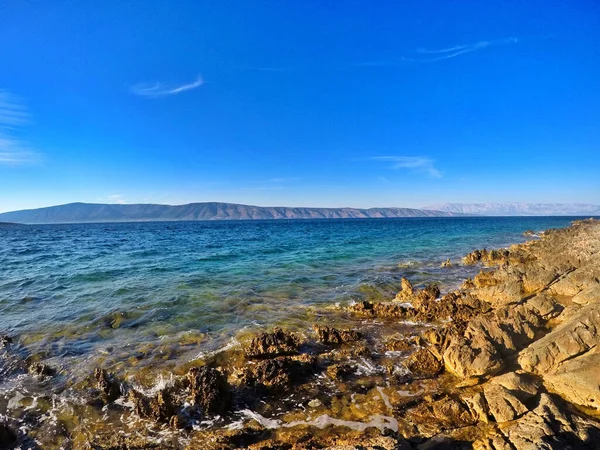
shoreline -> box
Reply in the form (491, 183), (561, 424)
(1, 219), (599, 449)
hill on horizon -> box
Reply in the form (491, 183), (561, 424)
(428, 202), (600, 216)
(0, 202), (461, 224)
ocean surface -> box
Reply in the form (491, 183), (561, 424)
(0, 216), (580, 380)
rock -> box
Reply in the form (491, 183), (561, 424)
(313, 325), (362, 345)
(326, 362), (354, 381)
(28, 361), (56, 379)
(518, 303), (600, 375)
(385, 336), (419, 352)
(239, 355), (314, 393)
(348, 300), (414, 320)
(463, 392), (490, 423)
(482, 393), (600, 450)
(94, 368), (121, 402)
(406, 348), (443, 379)
(0, 335), (12, 347)
(463, 249), (509, 266)
(244, 327), (300, 358)
(523, 230), (536, 237)
(572, 285), (600, 305)
(483, 384), (528, 423)
(443, 334), (503, 379)
(441, 258), (452, 268)
(188, 366), (231, 415)
(129, 387), (178, 423)
(0, 420), (17, 448)
(308, 398), (322, 408)
(404, 396), (476, 438)
(489, 371), (540, 401)
(397, 277), (414, 298)
(543, 349), (600, 409)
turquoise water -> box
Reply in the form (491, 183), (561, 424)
(0, 217), (580, 375)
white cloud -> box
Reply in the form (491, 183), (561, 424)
(372, 156), (442, 178)
(356, 37), (518, 67)
(415, 37), (518, 62)
(0, 90), (40, 166)
(131, 75), (204, 98)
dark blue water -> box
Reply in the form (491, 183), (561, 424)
(0, 217), (579, 374)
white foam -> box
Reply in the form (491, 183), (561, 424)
(397, 388), (424, 397)
(376, 386), (393, 411)
(191, 337), (240, 361)
(240, 410), (398, 433)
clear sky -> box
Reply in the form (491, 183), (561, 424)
(1, 1), (599, 212)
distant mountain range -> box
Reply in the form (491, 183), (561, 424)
(0, 202), (462, 224)
(427, 203), (600, 216)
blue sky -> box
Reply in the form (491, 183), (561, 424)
(1, 0), (599, 212)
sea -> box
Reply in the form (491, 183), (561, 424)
(0, 216), (591, 444)
(0, 216), (582, 379)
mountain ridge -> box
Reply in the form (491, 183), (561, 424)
(427, 202), (600, 216)
(0, 202), (462, 224)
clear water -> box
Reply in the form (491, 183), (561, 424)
(0, 217), (580, 376)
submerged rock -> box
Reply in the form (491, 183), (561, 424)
(28, 361), (56, 379)
(245, 327), (301, 358)
(94, 367), (122, 403)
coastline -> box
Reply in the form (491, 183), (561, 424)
(1, 219), (600, 449)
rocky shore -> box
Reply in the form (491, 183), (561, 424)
(1, 219), (600, 449)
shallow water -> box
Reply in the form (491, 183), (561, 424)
(0, 217), (579, 376)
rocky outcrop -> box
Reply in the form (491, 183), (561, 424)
(473, 394), (600, 450)
(188, 366), (231, 415)
(245, 328), (301, 358)
(313, 326), (362, 345)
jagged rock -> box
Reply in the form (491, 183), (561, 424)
(406, 348), (443, 379)
(463, 249), (510, 266)
(129, 387), (178, 424)
(518, 303), (600, 375)
(394, 277), (414, 301)
(488, 371), (540, 401)
(463, 392), (490, 423)
(441, 258), (452, 268)
(348, 300), (414, 320)
(385, 335), (420, 352)
(404, 396), (476, 438)
(326, 363), (354, 381)
(239, 355), (314, 393)
(245, 327), (300, 358)
(0, 335), (12, 347)
(543, 349), (600, 410)
(483, 384), (528, 423)
(188, 366), (231, 414)
(572, 285), (600, 305)
(313, 325), (362, 344)
(28, 361), (56, 379)
(94, 368), (121, 402)
(443, 333), (503, 379)
(477, 393), (600, 450)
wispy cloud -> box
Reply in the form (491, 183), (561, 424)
(415, 37), (518, 62)
(131, 74), (204, 98)
(0, 90), (40, 166)
(372, 156), (442, 178)
(355, 37), (518, 67)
